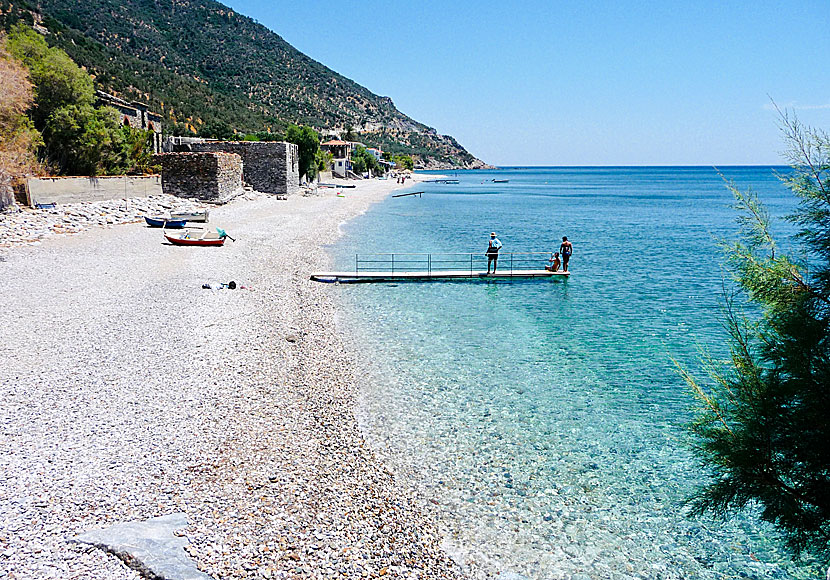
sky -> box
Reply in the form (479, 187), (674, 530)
(224, 0), (830, 166)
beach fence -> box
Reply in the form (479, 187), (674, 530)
(353, 252), (555, 276)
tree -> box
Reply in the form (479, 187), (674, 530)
(5, 24), (94, 129)
(349, 145), (383, 176)
(0, 33), (42, 208)
(350, 149), (366, 174)
(392, 153), (414, 171)
(680, 113), (830, 560)
(343, 124), (357, 142)
(285, 124), (319, 180)
(42, 104), (151, 176)
(315, 148), (333, 176)
(198, 120), (234, 140)
(4, 25), (154, 176)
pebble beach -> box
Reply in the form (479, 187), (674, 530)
(0, 177), (466, 579)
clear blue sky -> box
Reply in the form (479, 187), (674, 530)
(224, 0), (829, 166)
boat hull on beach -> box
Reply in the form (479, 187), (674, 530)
(164, 229), (226, 246)
(145, 216), (188, 228)
(170, 210), (210, 222)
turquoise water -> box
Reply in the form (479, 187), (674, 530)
(333, 167), (822, 579)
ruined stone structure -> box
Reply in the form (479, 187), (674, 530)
(190, 141), (299, 196)
(156, 153), (242, 204)
(96, 91), (163, 153)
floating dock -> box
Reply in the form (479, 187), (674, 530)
(310, 252), (570, 284)
(311, 270), (568, 283)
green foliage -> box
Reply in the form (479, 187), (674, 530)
(315, 148), (333, 173)
(350, 149), (366, 174)
(392, 154), (414, 171)
(198, 120), (234, 140)
(5, 23), (153, 176)
(681, 114), (830, 560)
(285, 124), (319, 180)
(6, 23), (94, 128)
(42, 104), (152, 175)
(349, 145), (384, 176)
(343, 125), (357, 142)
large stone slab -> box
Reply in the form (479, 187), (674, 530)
(75, 513), (213, 580)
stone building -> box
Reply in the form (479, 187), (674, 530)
(155, 152), (242, 204)
(96, 91), (163, 153)
(190, 141), (299, 196)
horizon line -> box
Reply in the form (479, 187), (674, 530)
(424, 164), (791, 169)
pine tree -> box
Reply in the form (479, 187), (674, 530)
(680, 113), (830, 560)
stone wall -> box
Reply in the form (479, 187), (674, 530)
(156, 153), (242, 204)
(190, 141), (299, 196)
(24, 175), (162, 206)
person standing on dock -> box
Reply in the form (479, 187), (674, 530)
(486, 232), (502, 274)
(559, 236), (572, 271)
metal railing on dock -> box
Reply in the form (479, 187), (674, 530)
(354, 252), (554, 276)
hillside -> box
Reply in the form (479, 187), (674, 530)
(1, 0), (487, 168)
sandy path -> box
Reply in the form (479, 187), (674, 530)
(0, 177), (464, 579)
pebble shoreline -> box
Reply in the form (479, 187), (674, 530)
(0, 179), (471, 579)
(0, 194), (210, 248)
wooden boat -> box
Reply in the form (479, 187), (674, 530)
(145, 216), (187, 228)
(170, 209), (209, 222)
(164, 229), (227, 246)
(318, 183), (356, 188)
(492, 179), (509, 183)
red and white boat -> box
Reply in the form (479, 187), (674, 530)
(164, 229), (228, 247)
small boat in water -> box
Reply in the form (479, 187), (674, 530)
(492, 179), (509, 183)
(164, 229), (228, 246)
(170, 209), (209, 222)
(145, 216), (188, 228)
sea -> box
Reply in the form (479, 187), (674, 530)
(331, 167), (823, 579)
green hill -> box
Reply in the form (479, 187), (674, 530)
(1, 0), (487, 168)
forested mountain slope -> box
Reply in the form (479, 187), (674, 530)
(1, 0), (486, 167)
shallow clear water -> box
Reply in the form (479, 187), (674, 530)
(333, 167), (822, 579)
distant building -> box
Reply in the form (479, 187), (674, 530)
(321, 139), (353, 178)
(96, 91), (163, 153)
(366, 147), (382, 161)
